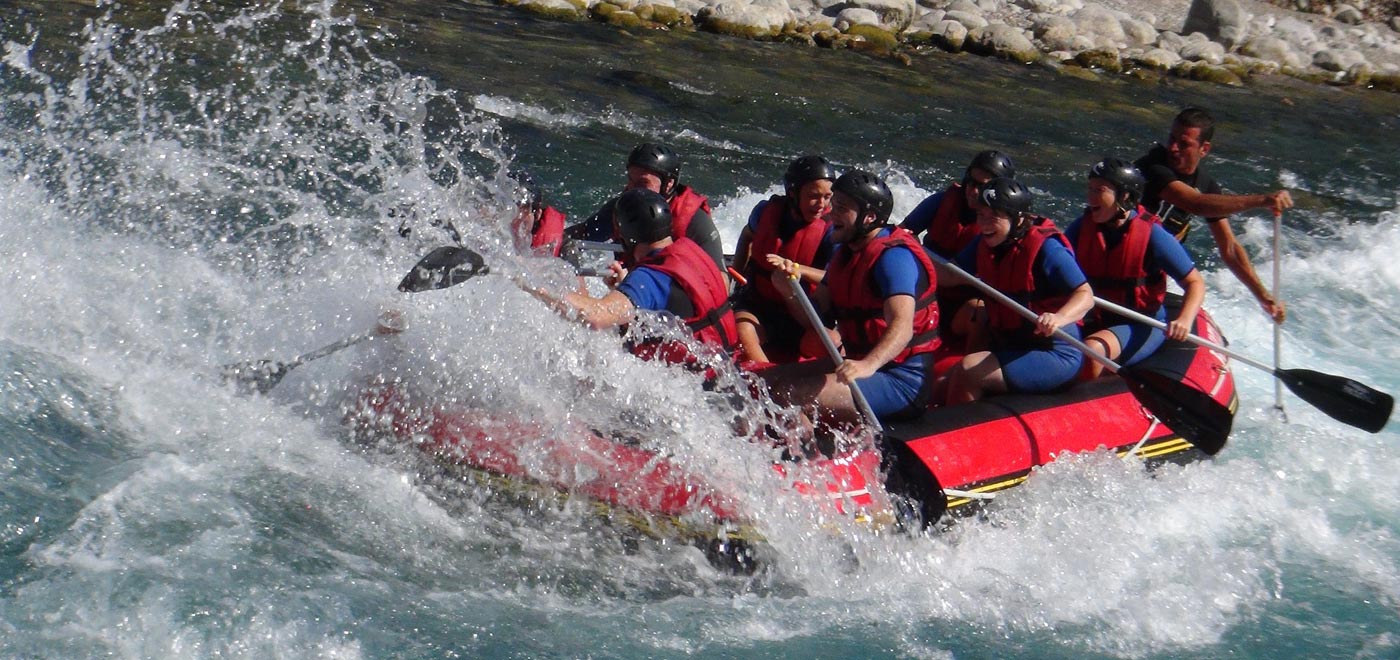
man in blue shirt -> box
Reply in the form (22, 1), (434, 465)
(761, 171), (941, 424)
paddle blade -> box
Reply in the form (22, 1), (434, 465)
(1121, 368), (1235, 456)
(1279, 368), (1394, 433)
(397, 246), (489, 293)
(220, 359), (292, 396)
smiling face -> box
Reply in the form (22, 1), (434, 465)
(1086, 177), (1122, 224)
(828, 191), (872, 245)
(795, 179), (833, 224)
(975, 204), (1013, 248)
(1164, 123), (1211, 175)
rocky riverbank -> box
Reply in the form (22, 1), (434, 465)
(499, 0), (1400, 91)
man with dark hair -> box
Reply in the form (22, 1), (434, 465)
(564, 142), (726, 272)
(526, 188), (736, 356)
(1135, 107), (1293, 323)
(761, 170), (941, 424)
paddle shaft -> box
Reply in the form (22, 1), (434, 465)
(783, 275), (882, 427)
(1091, 296), (1283, 375)
(1272, 211), (1285, 412)
(290, 330), (378, 368)
(933, 258), (1126, 375)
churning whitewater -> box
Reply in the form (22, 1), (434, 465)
(1, 1), (1397, 658)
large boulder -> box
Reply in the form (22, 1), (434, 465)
(837, 7), (884, 28)
(1073, 3), (1127, 46)
(945, 9), (990, 30)
(1137, 47), (1183, 68)
(1181, 0), (1248, 49)
(930, 19), (970, 50)
(847, 0), (918, 29)
(1033, 13), (1078, 51)
(1240, 35), (1304, 68)
(968, 23), (1040, 62)
(1180, 38), (1227, 63)
(700, 0), (795, 37)
(1313, 48), (1368, 72)
(1120, 17), (1158, 46)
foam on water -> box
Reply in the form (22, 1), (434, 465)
(2, 1), (1398, 657)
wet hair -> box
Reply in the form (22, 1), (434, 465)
(1173, 107), (1216, 142)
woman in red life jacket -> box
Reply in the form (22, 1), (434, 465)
(942, 177), (1094, 403)
(901, 150), (1015, 348)
(523, 188), (737, 360)
(1066, 157), (1206, 379)
(760, 170), (941, 425)
(563, 142), (727, 273)
(730, 154), (838, 364)
(509, 171), (566, 258)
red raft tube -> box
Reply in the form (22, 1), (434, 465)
(346, 382), (886, 572)
(346, 299), (1235, 570)
(882, 299), (1238, 526)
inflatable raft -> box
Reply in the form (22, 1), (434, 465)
(346, 299), (1235, 569)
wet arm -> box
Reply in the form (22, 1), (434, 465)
(1206, 218), (1284, 321)
(1158, 180), (1292, 218)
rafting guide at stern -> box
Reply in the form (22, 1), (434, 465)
(1136, 107), (1293, 324)
(759, 170), (941, 426)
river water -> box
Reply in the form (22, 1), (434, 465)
(2, 1), (1398, 657)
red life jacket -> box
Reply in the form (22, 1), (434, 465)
(923, 183), (980, 259)
(1074, 207), (1167, 324)
(976, 217), (1073, 346)
(668, 185), (710, 240)
(633, 237), (738, 352)
(825, 227), (941, 362)
(514, 206), (566, 258)
(611, 186), (712, 268)
(747, 196), (829, 303)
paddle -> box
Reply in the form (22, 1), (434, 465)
(220, 329), (380, 395)
(931, 256), (1234, 455)
(1093, 296), (1393, 433)
(1272, 210), (1286, 417)
(782, 274), (881, 427)
(397, 244), (607, 294)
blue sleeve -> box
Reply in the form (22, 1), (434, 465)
(746, 200), (767, 233)
(1038, 239), (1088, 293)
(615, 267), (672, 311)
(871, 246), (921, 298)
(900, 191), (946, 235)
(1147, 223), (1196, 280)
(1063, 217), (1083, 246)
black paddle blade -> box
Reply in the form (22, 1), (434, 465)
(397, 246), (490, 293)
(1121, 367), (1235, 456)
(1279, 368), (1394, 433)
(220, 359), (292, 396)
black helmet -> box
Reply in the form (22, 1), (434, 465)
(832, 169), (894, 226)
(614, 189), (672, 245)
(627, 142), (681, 185)
(965, 150), (1015, 183)
(978, 177), (1033, 217)
(1088, 157), (1146, 208)
(783, 154), (837, 198)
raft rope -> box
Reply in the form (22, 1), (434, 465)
(943, 488), (997, 501)
(1121, 414), (1161, 460)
